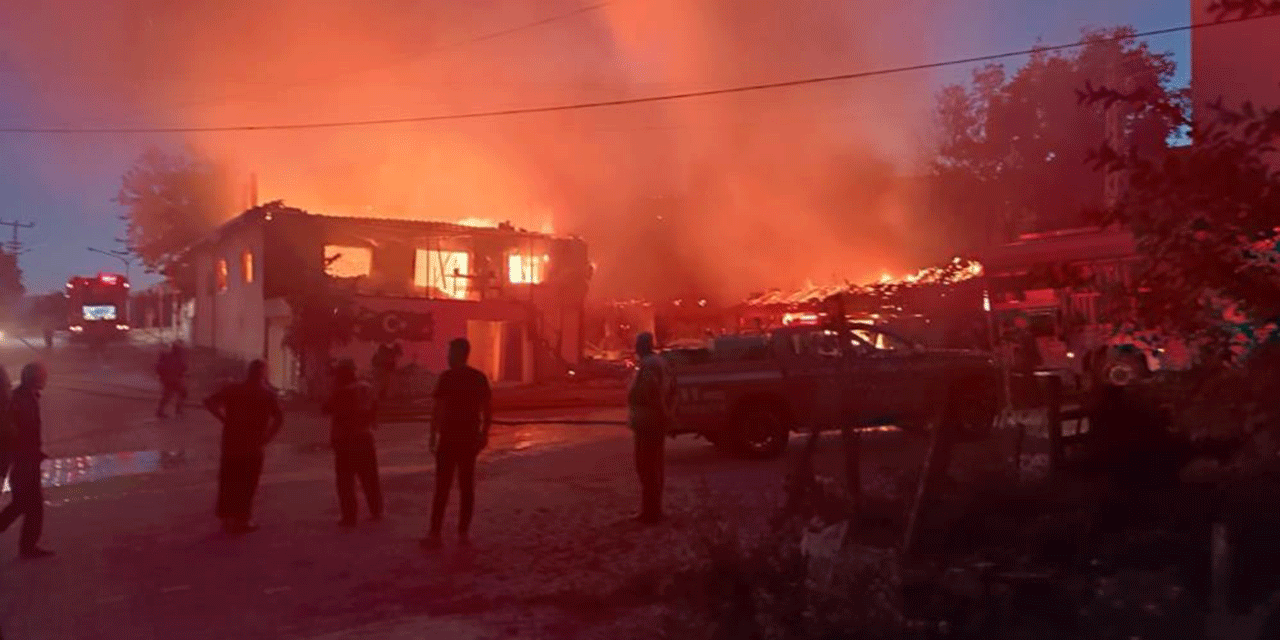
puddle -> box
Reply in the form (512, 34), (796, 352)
(2, 450), (189, 492)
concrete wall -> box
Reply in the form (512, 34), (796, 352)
(329, 296), (533, 383)
(1191, 1), (1280, 124)
(191, 225), (266, 364)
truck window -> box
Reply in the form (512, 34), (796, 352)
(850, 327), (911, 353)
(791, 330), (843, 359)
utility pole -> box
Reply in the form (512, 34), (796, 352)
(0, 220), (34, 255)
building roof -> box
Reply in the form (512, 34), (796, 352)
(194, 201), (574, 251)
(981, 227), (1137, 274)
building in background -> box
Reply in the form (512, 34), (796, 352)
(185, 203), (590, 393)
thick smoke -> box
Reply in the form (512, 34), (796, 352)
(2, 0), (943, 301)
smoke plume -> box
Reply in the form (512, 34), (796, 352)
(2, 0), (946, 301)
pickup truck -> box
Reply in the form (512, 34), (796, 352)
(663, 324), (1002, 458)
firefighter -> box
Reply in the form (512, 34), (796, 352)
(628, 332), (677, 524)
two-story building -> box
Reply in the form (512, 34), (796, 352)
(186, 203), (590, 392)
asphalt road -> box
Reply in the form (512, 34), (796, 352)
(0, 339), (1012, 639)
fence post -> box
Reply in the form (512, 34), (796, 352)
(1045, 374), (1064, 477)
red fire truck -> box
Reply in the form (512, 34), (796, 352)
(65, 273), (130, 344)
(981, 227), (1190, 390)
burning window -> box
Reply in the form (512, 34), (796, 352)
(414, 249), (470, 299)
(242, 251), (254, 284)
(508, 253), (548, 284)
(216, 259), (228, 293)
(324, 245), (372, 279)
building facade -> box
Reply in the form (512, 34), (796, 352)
(187, 203), (590, 392)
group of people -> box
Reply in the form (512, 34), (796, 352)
(0, 329), (675, 558)
(201, 330), (677, 544)
(198, 337), (496, 545)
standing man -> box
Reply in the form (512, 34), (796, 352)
(204, 360), (283, 535)
(0, 363), (53, 558)
(156, 341), (189, 418)
(422, 338), (491, 548)
(323, 360), (383, 526)
(371, 341), (402, 401)
(628, 332), (677, 525)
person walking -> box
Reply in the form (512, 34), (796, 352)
(0, 363), (53, 558)
(628, 332), (677, 525)
(204, 360), (283, 535)
(155, 341), (189, 418)
(323, 360), (383, 526)
(422, 338), (491, 548)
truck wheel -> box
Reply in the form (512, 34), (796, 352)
(733, 401), (790, 459)
(1101, 353), (1147, 387)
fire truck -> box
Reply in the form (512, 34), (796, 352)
(65, 273), (131, 344)
(981, 227), (1187, 390)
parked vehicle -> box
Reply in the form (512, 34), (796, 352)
(664, 324), (1001, 458)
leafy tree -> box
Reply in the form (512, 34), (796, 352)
(115, 146), (235, 290)
(929, 27), (1186, 253)
(0, 252), (24, 304)
(1079, 5), (1280, 358)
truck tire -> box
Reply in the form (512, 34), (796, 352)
(732, 400), (791, 459)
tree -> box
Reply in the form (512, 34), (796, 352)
(1079, 4), (1280, 356)
(929, 27), (1186, 253)
(115, 146), (235, 290)
(0, 252), (24, 303)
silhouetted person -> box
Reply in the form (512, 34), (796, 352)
(372, 341), (402, 401)
(204, 360), (282, 534)
(156, 341), (189, 418)
(0, 363), (53, 559)
(323, 360), (383, 526)
(628, 332), (676, 524)
(422, 338), (491, 548)
(0, 367), (13, 510)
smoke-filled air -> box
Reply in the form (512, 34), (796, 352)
(2, 0), (949, 302)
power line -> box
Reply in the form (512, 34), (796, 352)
(2, 11), (1277, 135)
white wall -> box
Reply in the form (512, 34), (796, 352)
(329, 296), (531, 382)
(191, 225), (266, 364)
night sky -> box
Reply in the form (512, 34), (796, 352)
(0, 1), (1190, 294)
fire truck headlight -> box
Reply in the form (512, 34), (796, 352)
(70, 325), (84, 333)
(1067, 351), (1075, 359)
(115, 324), (130, 331)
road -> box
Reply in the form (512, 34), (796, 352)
(0, 341), (974, 639)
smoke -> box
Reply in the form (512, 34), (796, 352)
(2, 0), (944, 301)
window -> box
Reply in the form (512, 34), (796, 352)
(414, 249), (470, 299)
(851, 327), (912, 353)
(241, 251), (254, 284)
(508, 253), (548, 284)
(324, 245), (372, 279)
(792, 330), (843, 359)
(215, 259), (228, 293)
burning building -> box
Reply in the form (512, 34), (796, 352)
(741, 258), (989, 349)
(185, 203), (590, 392)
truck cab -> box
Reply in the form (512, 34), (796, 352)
(665, 324), (1000, 458)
